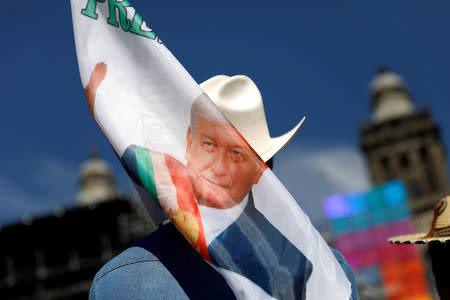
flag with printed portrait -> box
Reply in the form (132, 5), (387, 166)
(70, 0), (352, 299)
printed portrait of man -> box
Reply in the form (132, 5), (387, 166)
(120, 94), (267, 258)
(185, 95), (265, 210)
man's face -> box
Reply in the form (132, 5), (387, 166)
(185, 116), (264, 209)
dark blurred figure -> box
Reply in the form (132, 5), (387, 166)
(429, 242), (450, 299)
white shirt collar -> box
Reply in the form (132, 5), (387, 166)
(198, 194), (248, 245)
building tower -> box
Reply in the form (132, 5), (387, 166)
(360, 67), (449, 229)
(77, 145), (117, 205)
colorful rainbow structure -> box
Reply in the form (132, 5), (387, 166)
(323, 181), (431, 300)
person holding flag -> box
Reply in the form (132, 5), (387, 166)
(71, 0), (358, 299)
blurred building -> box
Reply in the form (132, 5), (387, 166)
(0, 150), (155, 299)
(360, 67), (449, 230)
(322, 67), (448, 299)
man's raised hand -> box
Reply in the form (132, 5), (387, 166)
(84, 62), (107, 120)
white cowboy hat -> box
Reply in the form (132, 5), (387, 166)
(389, 196), (450, 244)
(200, 75), (305, 162)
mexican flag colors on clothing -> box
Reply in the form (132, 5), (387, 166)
(70, 0), (352, 299)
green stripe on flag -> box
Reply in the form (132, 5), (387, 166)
(135, 146), (161, 208)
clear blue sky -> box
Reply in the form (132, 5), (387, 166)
(2, 1), (450, 227)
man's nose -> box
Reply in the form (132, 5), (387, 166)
(211, 151), (228, 176)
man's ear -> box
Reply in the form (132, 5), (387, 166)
(253, 161), (267, 184)
(185, 127), (193, 160)
(253, 160), (266, 185)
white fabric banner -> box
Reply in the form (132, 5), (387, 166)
(70, 1), (351, 299)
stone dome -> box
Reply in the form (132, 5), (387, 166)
(77, 146), (117, 205)
(370, 71), (405, 94)
(79, 157), (112, 178)
(369, 67), (414, 123)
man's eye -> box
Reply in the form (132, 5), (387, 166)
(232, 150), (241, 156)
(230, 149), (244, 161)
(202, 141), (214, 151)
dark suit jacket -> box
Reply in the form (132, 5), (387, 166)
(208, 192), (312, 300)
